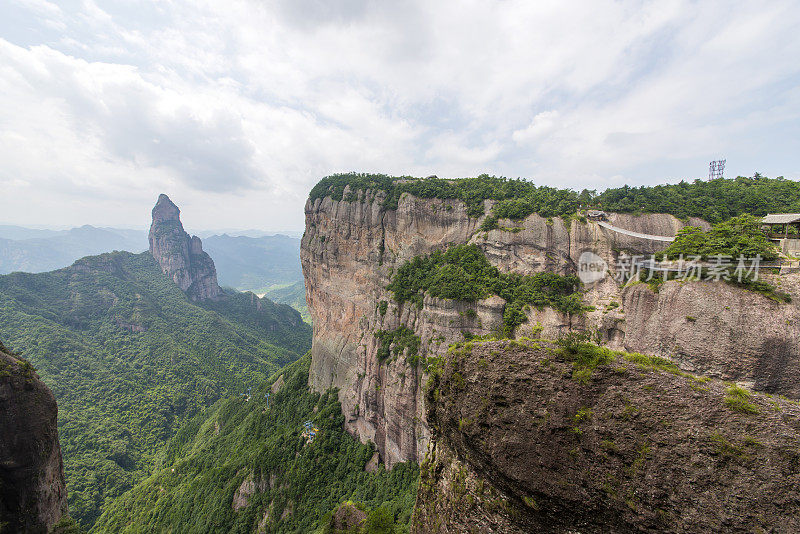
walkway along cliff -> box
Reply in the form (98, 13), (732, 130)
(300, 184), (800, 468)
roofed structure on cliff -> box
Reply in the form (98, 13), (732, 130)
(762, 214), (800, 235)
(762, 214), (800, 255)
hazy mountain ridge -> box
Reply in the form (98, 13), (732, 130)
(0, 225), (148, 274)
(203, 233), (303, 294)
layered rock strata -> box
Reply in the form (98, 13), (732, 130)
(301, 188), (798, 466)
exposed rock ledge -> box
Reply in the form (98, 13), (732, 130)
(413, 340), (800, 533)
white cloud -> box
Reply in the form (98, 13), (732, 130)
(513, 111), (560, 145)
(0, 0), (798, 229)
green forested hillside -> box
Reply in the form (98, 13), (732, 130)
(265, 281), (310, 323)
(0, 251), (311, 529)
(310, 172), (800, 224)
(93, 354), (419, 533)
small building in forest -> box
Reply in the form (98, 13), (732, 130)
(762, 214), (800, 255)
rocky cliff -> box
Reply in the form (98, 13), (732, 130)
(149, 194), (221, 301)
(0, 341), (69, 533)
(301, 186), (799, 468)
(412, 339), (800, 533)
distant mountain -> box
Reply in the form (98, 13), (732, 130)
(197, 229), (304, 239)
(0, 224), (65, 240)
(0, 196), (312, 529)
(0, 225), (148, 274)
(203, 233), (303, 293)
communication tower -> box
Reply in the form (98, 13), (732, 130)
(709, 159), (726, 179)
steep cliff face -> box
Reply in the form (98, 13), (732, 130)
(0, 343), (69, 533)
(413, 340), (800, 533)
(300, 189), (722, 466)
(149, 194), (221, 301)
(621, 277), (800, 396)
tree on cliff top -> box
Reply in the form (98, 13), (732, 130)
(661, 214), (779, 260)
(309, 173), (800, 225)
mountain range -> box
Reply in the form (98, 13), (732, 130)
(0, 223), (308, 320)
(0, 196), (312, 529)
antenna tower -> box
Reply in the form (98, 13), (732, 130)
(709, 159), (726, 179)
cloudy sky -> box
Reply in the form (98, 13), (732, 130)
(1, 0), (799, 231)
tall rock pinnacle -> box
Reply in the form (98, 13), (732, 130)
(148, 194), (221, 301)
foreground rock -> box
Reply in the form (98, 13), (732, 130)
(413, 339), (800, 533)
(149, 193), (221, 300)
(0, 342), (69, 533)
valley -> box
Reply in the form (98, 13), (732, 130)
(0, 195), (311, 529)
(3, 3), (798, 531)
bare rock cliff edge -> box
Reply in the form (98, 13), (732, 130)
(0, 342), (69, 533)
(412, 340), (800, 533)
(300, 189), (800, 468)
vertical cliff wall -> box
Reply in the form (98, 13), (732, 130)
(0, 344), (69, 533)
(300, 188), (742, 466)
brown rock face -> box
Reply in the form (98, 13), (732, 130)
(621, 278), (800, 396)
(413, 340), (800, 533)
(329, 502), (367, 531)
(0, 343), (69, 533)
(300, 189), (720, 466)
(148, 194), (221, 301)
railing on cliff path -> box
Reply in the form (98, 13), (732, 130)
(596, 220), (800, 274)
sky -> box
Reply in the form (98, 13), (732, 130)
(1, 1), (799, 232)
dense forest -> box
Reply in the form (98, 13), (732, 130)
(92, 354), (419, 533)
(265, 280), (310, 323)
(0, 251), (311, 529)
(309, 172), (800, 224)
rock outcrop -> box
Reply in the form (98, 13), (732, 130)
(413, 340), (800, 533)
(621, 278), (800, 396)
(149, 194), (221, 301)
(302, 181), (800, 531)
(300, 188), (729, 466)
(0, 341), (69, 533)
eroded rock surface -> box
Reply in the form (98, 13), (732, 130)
(621, 278), (800, 396)
(300, 189), (734, 466)
(413, 340), (800, 533)
(0, 342), (69, 533)
(149, 194), (221, 301)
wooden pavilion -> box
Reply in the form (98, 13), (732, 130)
(762, 214), (800, 255)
